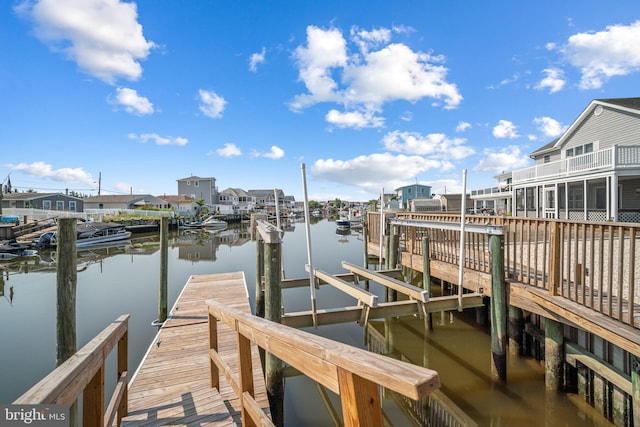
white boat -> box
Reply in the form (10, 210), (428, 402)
(35, 222), (132, 248)
(202, 216), (228, 230)
(0, 240), (38, 261)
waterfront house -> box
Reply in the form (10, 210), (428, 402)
(394, 184), (432, 210)
(248, 189), (292, 213)
(177, 175), (219, 206)
(218, 188), (257, 213)
(158, 195), (200, 217)
(1, 192), (84, 212)
(471, 97), (640, 222)
(83, 194), (167, 210)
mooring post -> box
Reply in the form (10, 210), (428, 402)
(632, 355), (640, 427)
(158, 216), (168, 324)
(489, 231), (507, 382)
(363, 220), (370, 291)
(255, 237), (265, 318)
(264, 241), (284, 427)
(56, 217), (78, 426)
(545, 318), (564, 391)
(508, 304), (524, 356)
(422, 236), (432, 332)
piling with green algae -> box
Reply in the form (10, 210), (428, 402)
(489, 231), (507, 382)
(158, 216), (168, 323)
(264, 240), (284, 427)
(56, 217), (78, 426)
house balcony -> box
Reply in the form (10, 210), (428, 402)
(470, 185), (512, 200)
(512, 145), (640, 185)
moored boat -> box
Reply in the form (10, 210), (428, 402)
(0, 239), (38, 260)
(202, 216), (228, 230)
(35, 222), (132, 248)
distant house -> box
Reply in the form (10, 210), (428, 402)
(394, 184), (432, 209)
(437, 194), (472, 212)
(218, 188), (256, 213)
(410, 198), (442, 212)
(84, 194), (167, 210)
(158, 195), (200, 217)
(248, 189), (292, 212)
(1, 192), (84, 212)
(469, 172), (513, 215)
(177, 176), (218, 206)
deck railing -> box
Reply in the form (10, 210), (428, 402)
(13, 315), (129, 427)
(207, 299), (441, 427)
(369, 212), (640, 329)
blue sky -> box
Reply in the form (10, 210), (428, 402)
(2, 1), (640, 202)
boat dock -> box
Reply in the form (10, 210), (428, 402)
(121, 272), (270, 426)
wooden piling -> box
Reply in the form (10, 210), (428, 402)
(56, 217), (78, 426)
(255, 238), (265, 318)
(422, 237), (432, 332)
(489, 232), (507, 382)
(158, 216), (168, 324)
(508, 305), (524, 356)
(264, 241), (284, 427)
(544, 318), (564, 391)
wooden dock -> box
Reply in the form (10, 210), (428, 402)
(121, 272), (270, 426)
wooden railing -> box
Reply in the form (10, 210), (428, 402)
(14, 315), (129, 427)
(369, 212), (640, 329)
(207, 299), (441, 427)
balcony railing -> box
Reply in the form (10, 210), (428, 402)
(512, 145), (640, 184)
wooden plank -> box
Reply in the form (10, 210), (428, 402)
(306, 266), (378, 307)
(121, 272), (270, 427)
(341, 261), (429, 302)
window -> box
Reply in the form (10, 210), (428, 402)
(56, 201), (64, 210)
(575, 146), (583, 156)
(585, 143), (593, 153)
(566, 148), (574, 157)
(187, 180), (191, 186)
(594, 186), (606, 210)
(543, 155), (550, 163)
(69, 201), (77, 212)
(568, 186), (583, 209)
(43, 200), (52, 210)
(194, 181), (199, 187)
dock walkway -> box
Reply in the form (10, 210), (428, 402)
(121, 272), (270, 426)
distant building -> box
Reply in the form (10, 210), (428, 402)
(410, 198), (442, 212)
(177, 176), (218, 206)
(84, 194), (167, 210)
(437, 193), (472, 212)
(218, 188), (256, 213)
(1, 192), (84, 212)
(394, 184), (432, 209)
(158, 195), (200, 217)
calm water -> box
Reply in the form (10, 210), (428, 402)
(0, 219), (609, 426)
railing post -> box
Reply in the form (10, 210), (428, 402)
(337, 368), (383, 427)
(117, 328), (128, 425)
(83, 364), (105, 427)
(208, 311), (219, 389)
(548, 221), (561, 296)
(422, 237), (432, 333)
(238, 329), (256, 427)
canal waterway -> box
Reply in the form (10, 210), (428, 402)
(0, 219), (610, 426)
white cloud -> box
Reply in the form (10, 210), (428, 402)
(129, 133), (188, 146)
(455, 121), (471, 132)
(350, 26), (392, 53)
(311, 152), (443, 195)
(533, 116), (566, 138)
(198, 89), (227, 118)
(325, 109), (384, 129)
(492, 120), (519, 139)
(249, 47), (266, 72)
(216, 143), (242, 157)
(382, 130), (474, 160)
(560, 20), (640, 89)
(112, 87), (154, 115)
(17, 0), (156, 84)
(290, 25), (462, 113)
(535, 68), (566, 93)
(260, 146), (285, 160)
(474, 145), (531, 173)
(6, 161), (95, 185)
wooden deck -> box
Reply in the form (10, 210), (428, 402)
(121, 272), (270, 426)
